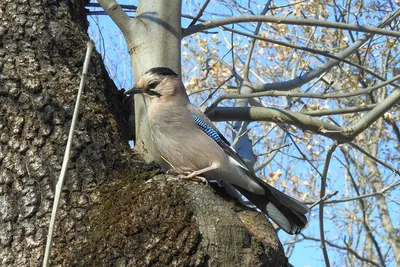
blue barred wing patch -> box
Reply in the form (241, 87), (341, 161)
(192, 114), (221, 143)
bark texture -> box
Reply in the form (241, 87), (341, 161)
(0, 0), (288, 266)
(69, 175), (288, 266)
(0, 0), (131, 265)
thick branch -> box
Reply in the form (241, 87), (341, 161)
(206, 107), (348, 142)
(346, 89), (400, 138)
(206, 86), (400, 143)
(97, 0), (132, 35)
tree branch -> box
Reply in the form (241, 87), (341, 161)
(205, 73), (400, 105)
(319, 144), (337, 267)
(183, 17), (396, 88)
(300, 234), (381, 267)
(206, 106), (350, 142)
(184, 8), (400, 92)
(348, 142), (400, 175)
(315, 180), (400, 204)
(347, 89), (400, 140)
(97, 0), (132, 35)
(301, 104), (377, 116)
(243, 1), (272, 81)
(188, 0), (211, 27)
(184, 15), (400, 38)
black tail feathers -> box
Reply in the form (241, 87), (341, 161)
(235, 183), (309, 235)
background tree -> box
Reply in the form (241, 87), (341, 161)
(89, 0), (400, 266)
(1, 0), (399, 267)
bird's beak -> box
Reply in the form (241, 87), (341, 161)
(124, 87), (144, 95)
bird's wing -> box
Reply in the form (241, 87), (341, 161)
(189, 108), (309, 234)
(187, 104), (231, 145)
(191, 113), (254, 176)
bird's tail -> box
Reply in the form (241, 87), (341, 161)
(235, 182), (309, 235)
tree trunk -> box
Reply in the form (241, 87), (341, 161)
(0, 0), (132, 265)
(0, 0), (287, 266)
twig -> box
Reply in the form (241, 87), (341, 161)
(231, 127), (251, 147)
(319, 144), (338, 267)
(86, 2), (137, 11)
(254, 142), (291, 172)
(309, 191), (339, 209)
(184, 14), (400, 38)
(188, 0), (211, 27)
(184, 16), (397, 87)
(348, 142), (400, 176)
(301, 104), (377, 116)
(43, 41), (94, 267)
(184, 8), (400, 93)
(300, 234), (381, 267)
(243, 1), (272, 81)
(326, 181), (400, 203)
(208, 72), (400, 106)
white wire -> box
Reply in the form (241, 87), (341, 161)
(42, 40), (95, 267)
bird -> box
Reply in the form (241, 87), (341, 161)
(125, 67), (309, 234)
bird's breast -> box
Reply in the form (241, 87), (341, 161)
(147, 106), (227, 174)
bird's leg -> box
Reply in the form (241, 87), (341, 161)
(177, 164), (218, 185)
(180, 164), (217, 178)
(178, 173), (208, 185)
(166, 168), (208, 184)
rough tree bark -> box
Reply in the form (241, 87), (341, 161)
(0, 0), (288, 266)
(0, 0), (132, 265)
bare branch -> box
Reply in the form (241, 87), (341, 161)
(184, 8), (400, 92)
(319, 144), (338, 267)
(348, 143), (400, 175)
(309, 191), (339, 209)
(316, 180), (400, 204)
(301, 104), (377, 116)
(185, 22), (396, 88)
(184, 15), (400, 38)
(253, 138), (289, 172)
(300, 234), (381, 267)
(347, 89), (400, 141)
(97, 0), (132, 35)
(206, 106), (351, 142)
(206, 73), (400, 105)
(86, 2), (137, 12)
(243, 1), (272, 80)
(188, 0), (211, 27)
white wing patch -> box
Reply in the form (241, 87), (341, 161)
(228, 154), (250, 171)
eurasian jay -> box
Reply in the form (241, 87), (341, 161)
(125, 67), (309, 234)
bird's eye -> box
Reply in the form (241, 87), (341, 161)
(148, 81), (158, 89)
(147, 89), (161, 97)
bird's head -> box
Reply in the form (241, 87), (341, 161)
(125, 67), (185, 100)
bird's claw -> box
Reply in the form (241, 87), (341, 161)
(166, 169), (179, 175)
(177, 171), (208, 185)
(166, 169), (208, 185)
